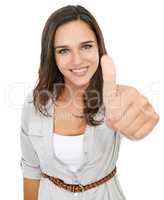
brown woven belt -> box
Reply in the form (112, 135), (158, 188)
(42, 166), (116, 193)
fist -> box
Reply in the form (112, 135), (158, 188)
(101, 54), (159, 140)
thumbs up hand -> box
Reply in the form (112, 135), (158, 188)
(101, 54), (159, 140)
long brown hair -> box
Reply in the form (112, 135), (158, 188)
(33, 5), (107, 126)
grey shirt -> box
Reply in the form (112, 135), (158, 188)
(20, 92), (126, 200)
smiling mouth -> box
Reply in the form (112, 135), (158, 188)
(69, 66), (89, 76)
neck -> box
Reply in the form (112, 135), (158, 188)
(58, 80), (89, 108)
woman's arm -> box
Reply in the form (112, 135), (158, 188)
(20, 93), (42, 199)
(24, 178), (40, 200)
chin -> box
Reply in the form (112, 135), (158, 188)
(73, 79), (90, 88)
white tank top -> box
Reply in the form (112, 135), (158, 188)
(53, 133), (84, 173)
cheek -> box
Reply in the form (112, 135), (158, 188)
(55, 56), (69, 71)
(86, 50), (99, 68)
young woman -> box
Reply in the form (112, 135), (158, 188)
(20, 5), (159, 200)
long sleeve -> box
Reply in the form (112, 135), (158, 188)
(20, 94), (42, 180)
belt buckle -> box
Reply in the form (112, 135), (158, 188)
(78, 183), (85, 192)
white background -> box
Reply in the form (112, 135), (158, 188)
(0, 0), (163, 199)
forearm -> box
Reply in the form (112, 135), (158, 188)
(24, 178), (40, 200)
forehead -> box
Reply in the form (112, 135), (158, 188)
(54, 20), (97, 45)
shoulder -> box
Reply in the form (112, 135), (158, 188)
(21, 90), (37, 131)
(21, 91), (34, 117)
(93, 118), (123, 144)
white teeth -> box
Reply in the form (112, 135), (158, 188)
(70, 67), (88, 76)
(71, 68), (87, 73)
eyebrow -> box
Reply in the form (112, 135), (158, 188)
(54, 40), (95, 49)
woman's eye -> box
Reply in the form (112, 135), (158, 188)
(82, 44), (92, 49)
(58, 49), (69, 54)
(56, 45), (92, 55)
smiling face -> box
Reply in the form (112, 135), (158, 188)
(54, 20), (99, 91)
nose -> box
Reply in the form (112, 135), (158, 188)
(71, 50), (83, 66)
